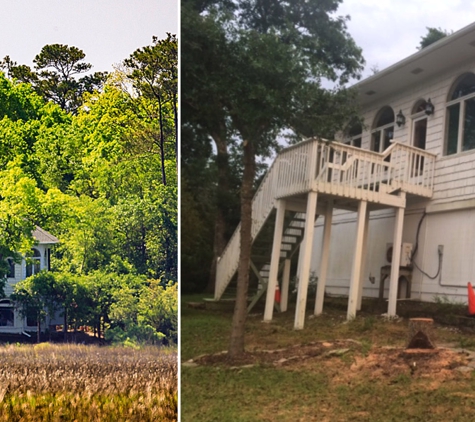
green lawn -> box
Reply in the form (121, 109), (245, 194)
(181, 295), (475, 421)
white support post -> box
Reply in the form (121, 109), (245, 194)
(314, 200), (333, 316)
(357, 208), (370, 311)
(387, 203), (405, 317)
(263, 199), (287, 322)
(281, 259), (291, 312)
(347, 200), (368, 320)
(294, 191), (318, 330)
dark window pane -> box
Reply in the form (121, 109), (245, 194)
(0, 309), (14, 326)
(372, 131), (381, 152)
(353, 137), (361, 148)
(451, 73), (475, 100)
(383, 127), (393, 150)
(447, 104), (460, 155)
(376, 107), (394, 127)
(348, 123), (362, 137)
(463, 98), (475, 151)
(414, 119), (427, 150)
(6, 259), (14, 278)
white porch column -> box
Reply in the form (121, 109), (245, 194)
(387, 204), (405, 317)
(294, 191), (318, 330)
(357, 208), (370, 311)
(347, 200), (368, 320)
(314, 200), (333, 316)
(263, 199), (287, 322)
(280, 259), (291, 312)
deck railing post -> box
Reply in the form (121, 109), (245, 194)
(263, 199), (287, 322)
(387, 194), (406, 317)
(281, 259), (291, 312)
(294, 191), (318, 330)
(314, 200), (333, 315)
(347, 200), (368, 319)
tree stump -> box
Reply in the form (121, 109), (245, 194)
(407, 318), (435, 349)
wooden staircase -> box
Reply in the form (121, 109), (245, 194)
(215, 138), (437, 308)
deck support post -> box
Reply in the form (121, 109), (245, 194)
(280, 259), (291, 312)
(294, 191), (318, 330)
(347, 200), (368, 320)
(388, 201), (406, 317)
(314, 200), (333, 315)
(357, 208), (370, 311)
(263, 199), (287, 322)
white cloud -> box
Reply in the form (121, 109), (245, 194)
(337, 0), (475, 78)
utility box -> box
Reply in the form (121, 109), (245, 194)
(400, 243), (413, 267)
(386, 243), (413, 267)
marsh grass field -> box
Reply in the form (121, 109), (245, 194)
(0, 343), (177, 421)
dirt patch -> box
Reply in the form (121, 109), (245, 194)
(191, 342), (471, 382)
(193, 340), (358, 367)
(345, 347), (468, 382)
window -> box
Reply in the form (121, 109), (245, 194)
(411, 99), (428, 150)
(344, 121), (362, 148)
(445, 73), (475, 155)
(410, 100), (429, 176)
(0, 309), (14, 327)
(26, 249), (41, 277)
(371, 107), (394, 153)
(5, 258), (15, 279)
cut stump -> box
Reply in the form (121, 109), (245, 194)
(407, 318), (435, 349)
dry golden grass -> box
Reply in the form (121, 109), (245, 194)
(0, 343), (177, 421)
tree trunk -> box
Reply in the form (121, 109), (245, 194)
(229, 140), (255, 358)
(206, 128), (230, 294)
(157, 94), (167, 186)
(37, 316), (41, 343)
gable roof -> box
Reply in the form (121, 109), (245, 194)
(355, 21), (475, 107)
(33, 226), (59, 244)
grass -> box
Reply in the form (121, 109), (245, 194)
(182, 294), (475, 421)
(0, 343), (177, 421)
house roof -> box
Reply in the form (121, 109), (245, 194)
(355, 21), (475, 107)
(33, 226), (59, 244)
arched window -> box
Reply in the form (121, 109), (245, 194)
(371, 107), (394, 152)
(26, 249), (41, 278)
(446, 73), (475, 155)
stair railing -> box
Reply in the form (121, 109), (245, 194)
(215, 138), (436, 299)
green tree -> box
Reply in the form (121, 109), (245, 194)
(183, 0), (364, 357)
(124, 34), (178, 185)
(1, 44), (107, 113)
(418, 27), (452, 50)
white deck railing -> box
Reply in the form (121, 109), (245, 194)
(215, 138), (436, 300)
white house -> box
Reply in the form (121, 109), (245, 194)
(1, 226), (59, 334)
(214, 21), (475, 329)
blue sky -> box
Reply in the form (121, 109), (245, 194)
(0, 0), (178, 73)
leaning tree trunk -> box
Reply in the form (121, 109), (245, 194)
(229, 140), (255, 358)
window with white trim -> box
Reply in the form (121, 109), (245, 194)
(344, 121), (362, 148)
(445, 73), (475, 155)
(371, 106), (394, 153)
(26, 249), (41, 277)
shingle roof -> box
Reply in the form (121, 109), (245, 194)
(33, 226), (59, 244)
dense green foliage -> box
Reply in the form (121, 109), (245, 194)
(418, 27), (452, 50)
(182, 0), (365, 355)
(181, 0), (365, 294)
(0, 38), (177, 344)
